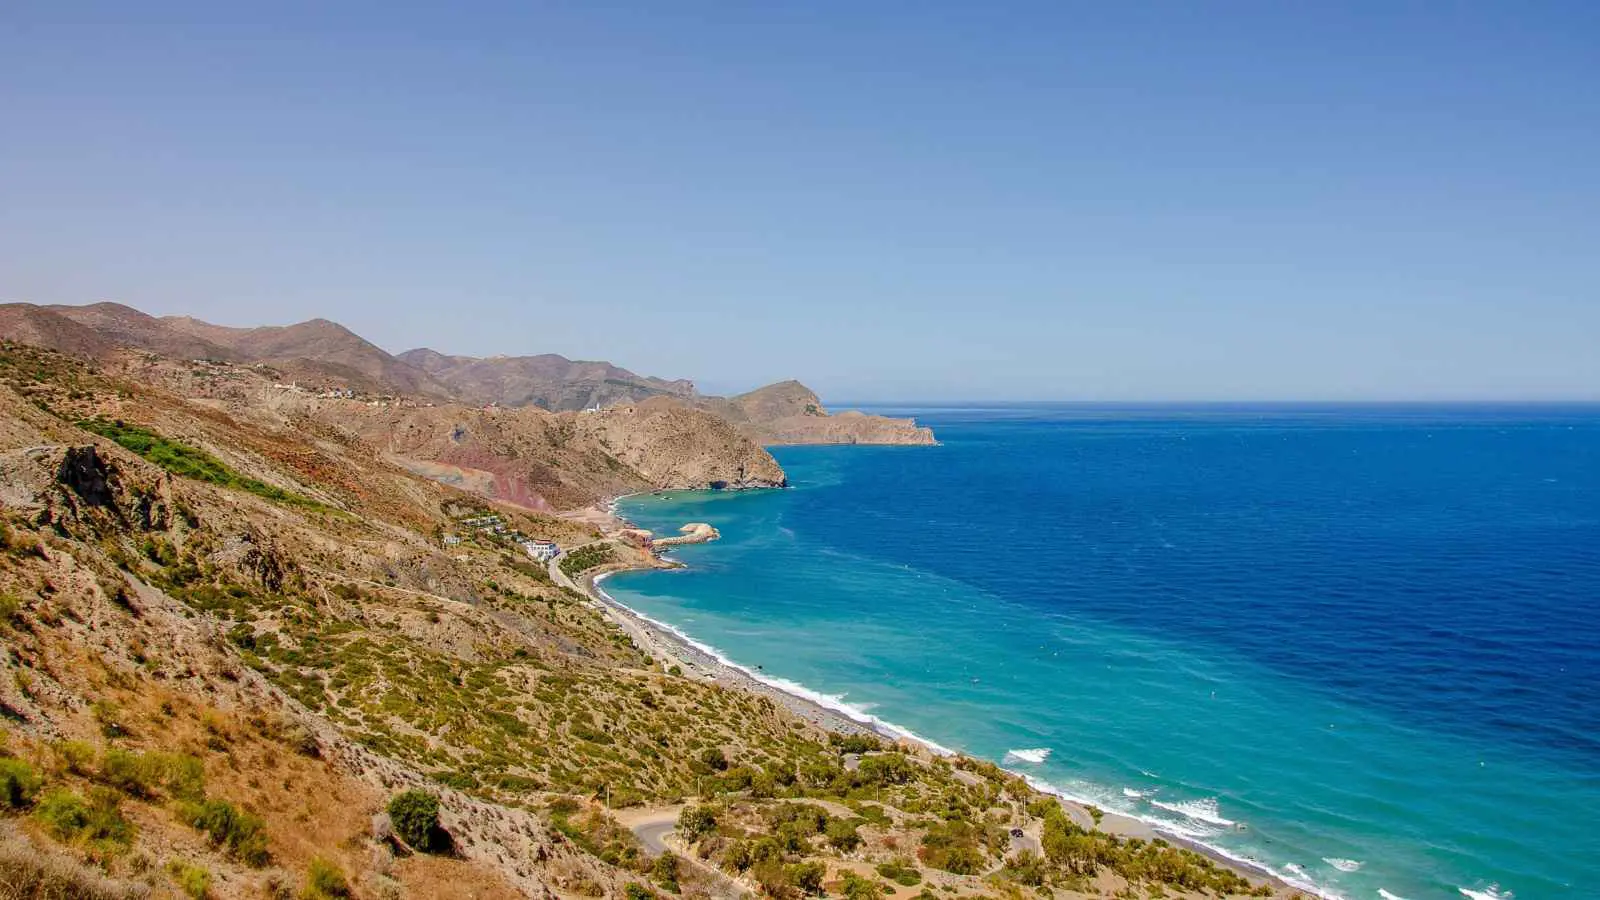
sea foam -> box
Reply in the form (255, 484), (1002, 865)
(592, 573), (956, 755)
(1322, 858), (1362, 872)
(1149, 796), (1238, 828)
(1004, 748), (1052, 764)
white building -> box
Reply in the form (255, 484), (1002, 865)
(522, 539), (559, 562)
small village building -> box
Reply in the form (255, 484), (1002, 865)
(522, 539), (559, 562)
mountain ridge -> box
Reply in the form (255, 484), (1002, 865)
(0, 301), (934, 446)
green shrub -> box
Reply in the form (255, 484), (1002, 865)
(856, 753), (913, 786)
(918, 820), (985, 875)
(100, 750), (205, 801)
(180, 798), (270, 866)
(0, 757), (41, 809)
(98, 750), (150, 797)
(785, 861), (826, 896)
(696, 746), (729, 772)
(875, 861), (921, 887)
(1002, 850), (1048, 887)
(826, 817), (862, 851)
(302, 858), (350, 899)
(34, 789), (89, 839)
(652, 851), (679, 892)
(167, 860), (212, 899)
(53, 741), (96, 776)
(677, 805), (717, 842)
(623, 883), (656, 900)
(386, 789), (440, 851)
(830, 734), (882, 754)
(839, 871), (885, 900)
(34, 788), (134, 849)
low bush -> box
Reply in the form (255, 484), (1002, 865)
(0, 757), (41, 809)
(180, 798), (270, 866)
(168, 860), (212, 899)
(677, 805), (717, 842)
(839, 871), (886, 900)
(652, 851), (679, 892)
(302, 857), (350, 899)
(918, 820), (985, 875)
(34, 788), (134, 850)
(825, 817), (862, 851)
(875, 860), (921, 887)
(386, 789), (441, 851)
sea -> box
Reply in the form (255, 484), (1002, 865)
(599, 404), (1600, 900)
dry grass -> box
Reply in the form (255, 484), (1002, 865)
(0, 827), (147, 900)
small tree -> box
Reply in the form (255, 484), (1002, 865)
(786, 861), (826, 896)
(825, 818), (862, 851)
(387, 790), (441, 851)
(697, 747), (729, 772)
(677, 805), (717, 842)
(0, 758), (41, 809)
(652, 851), (680, 892)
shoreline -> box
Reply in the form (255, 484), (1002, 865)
(565, 496), (1311, 898)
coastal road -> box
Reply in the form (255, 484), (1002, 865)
(548, 539), (610, 593)
(635, 820), (676, 856)
(615, 806), (750, 899)
(614, 805), (682, 856)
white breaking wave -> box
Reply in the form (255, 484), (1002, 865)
(595, 573), (1358, 900)
(1121, 787), (1146, 798)
(1459, 888), (1513, 900)
(1379, 890), (1411, 900)
(1149, 796), (1238, 828)
(1322, 857), (1362, 873)
(1004, 748), (1051, 764)
(590, 575), (956, 755)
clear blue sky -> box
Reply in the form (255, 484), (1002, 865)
(3, 3), (1597, 400)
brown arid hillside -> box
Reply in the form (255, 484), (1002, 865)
(697, 382), (936, 447)
(0, 303), (934, 448)
(398, 349), (697, 412)
(0, 339), (1294, 900)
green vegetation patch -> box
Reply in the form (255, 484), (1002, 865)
(386, 789), (441, 851)
(179, 798), (271, 866)
(77, 417), (325, 509)
(560, 544), (615, 577)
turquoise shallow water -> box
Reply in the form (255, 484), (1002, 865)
(601, 404), (1600, 900)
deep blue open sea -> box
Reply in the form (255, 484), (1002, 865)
(602, 404), (1600, 900)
